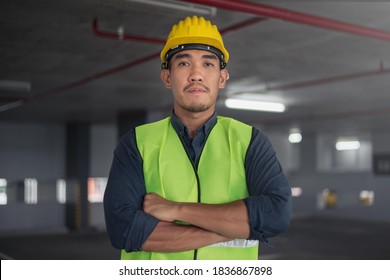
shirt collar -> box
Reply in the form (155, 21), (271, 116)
(170, 110), (217, 138)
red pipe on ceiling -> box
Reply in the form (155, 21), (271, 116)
(148, 64), (390, 115)
(265, 64), (390, 92)
(0, 17), (265, 113)
(220, 16), (267, 34)
(92, 17), (266, 43)
(28, 52), (161, 102)
(183, 0), (390, 41)
(0, 52), (161, 113)
(93, 18), (166, 44)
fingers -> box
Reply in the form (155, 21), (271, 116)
(143, 193), (177, 222)
(142, 193), (155, 211)
(143, 192), (162, 210)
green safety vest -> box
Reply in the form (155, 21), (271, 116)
(121, 116), (259, 260)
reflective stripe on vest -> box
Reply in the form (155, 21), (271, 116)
(121, 116), (258, 260)
(209, 239), (259, 248)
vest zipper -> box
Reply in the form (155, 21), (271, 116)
(175, 121), (217, 260)
(176, 134), (201, 260)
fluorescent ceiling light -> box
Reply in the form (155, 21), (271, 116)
(291, 187), (302, 197)
(0, 178), (7, 187)
(225, 98), (285, 113)
(289, 132), (302, 143)
(125, 0), (216, 16)
(335, 140), (361, 151)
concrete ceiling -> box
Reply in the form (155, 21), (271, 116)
(1, 0), (390, 135)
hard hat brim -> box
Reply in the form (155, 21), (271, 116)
(161, 43), (227, 70)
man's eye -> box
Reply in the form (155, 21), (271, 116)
(205, 62), (215, 67)
(178, 62), (189, 66)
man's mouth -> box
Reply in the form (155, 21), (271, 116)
(184, 84), (209, 93)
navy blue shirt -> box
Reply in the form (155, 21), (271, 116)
(104, 113), (292, 252)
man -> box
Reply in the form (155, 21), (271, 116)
(104, 16), (291, 260)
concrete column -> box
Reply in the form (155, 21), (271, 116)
(117, 110), (148, 139)
(65, 122), (90, 231)
(300, 131), (316, 172)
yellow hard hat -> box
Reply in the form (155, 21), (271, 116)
(160, 16), (229, 69)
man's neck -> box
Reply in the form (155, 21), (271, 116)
(174, 108), (214, 138)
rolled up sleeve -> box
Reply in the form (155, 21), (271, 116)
(103, 130), (159, 252)
(244, 128), (292, 242)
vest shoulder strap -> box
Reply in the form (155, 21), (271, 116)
(217, 116), (252, 133)
(135, 117), (171, 152)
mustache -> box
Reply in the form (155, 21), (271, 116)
(184, 83), (209, 92)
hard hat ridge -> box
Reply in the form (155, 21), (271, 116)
(160, 16), (229, 69)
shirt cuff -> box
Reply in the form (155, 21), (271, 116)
(125, 210), (159, 252)
(243, 197), (268, 243)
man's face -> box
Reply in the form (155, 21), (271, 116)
(161, 49), (228, 115)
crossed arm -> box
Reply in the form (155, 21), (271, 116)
(104, 128), (291, 253)
(141, 193), (250, 252)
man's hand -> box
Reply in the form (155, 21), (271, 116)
(143, 192), (179, 222)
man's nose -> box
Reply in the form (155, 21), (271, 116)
(189, 65), (204, 82)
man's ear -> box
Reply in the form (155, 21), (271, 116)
(219, 69), (229, 89)
(161, 70), (171, 88)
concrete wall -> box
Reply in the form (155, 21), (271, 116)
(0, 121), (117, 232)
(265, 129), (390, 223)
(90, 124), (117, 178)
(0, 203), (66, 232)
(0, 122), (65, 181)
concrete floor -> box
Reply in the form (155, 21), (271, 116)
(259, 216), (390, 260)
(1, 216), (389, 260)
